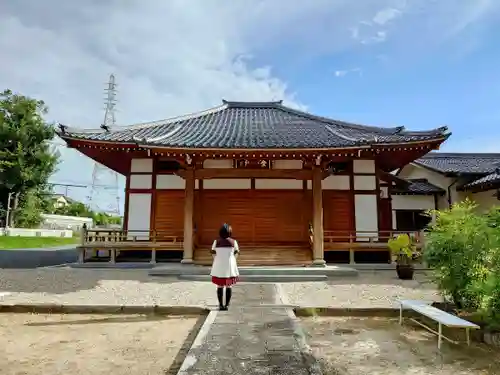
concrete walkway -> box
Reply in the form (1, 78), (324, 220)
(177, 284), (320, 375)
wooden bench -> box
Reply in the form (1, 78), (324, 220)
(398, 299), (480, 349)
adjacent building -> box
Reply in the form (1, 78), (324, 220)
(397, 153), (500, 214)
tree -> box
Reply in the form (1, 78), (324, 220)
(424, 200), (500, 329)
(0, 89), (58, 227)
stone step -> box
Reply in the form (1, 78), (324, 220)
(149, 265), (358, 277)
(177, 274), (328, 282)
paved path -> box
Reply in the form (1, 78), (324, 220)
(178, 284), (318, 374)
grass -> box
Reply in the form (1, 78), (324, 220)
(0, 236), (80, 249)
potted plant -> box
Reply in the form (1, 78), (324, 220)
(388, 233), (419, 280)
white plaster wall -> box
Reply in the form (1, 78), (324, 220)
(354, 175), (377, 191)
(156, 174), (186, 189)
(466, 190), (500, 212)
(321, 175), (350, 190)
(392, 195), (435, 210)
(203, 179), (251, 189)
(130, 158), (153, 173)
(127, 193), (151, 240)
(129, 174), (152, 189)
(273, 160), (303, 169)
(354, 194), (378, 240)
(255, 179), (302, 189)
(353, 159), (375, 174)
(203, 159), (233, 169)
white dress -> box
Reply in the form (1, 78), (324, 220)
(210, 240), (240, 278)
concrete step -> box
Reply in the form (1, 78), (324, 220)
(149, 265), (358, 277)
(177, 274), (328, 282)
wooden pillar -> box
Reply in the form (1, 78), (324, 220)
(312, 166), (326, 266)
(181, 167), (195, 263)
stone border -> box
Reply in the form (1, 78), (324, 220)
(0, 304), (208, 315)
(177, 310), (219, 375)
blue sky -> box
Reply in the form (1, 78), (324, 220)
(1, 0), (500, 213)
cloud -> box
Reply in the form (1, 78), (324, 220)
(334, 68), (363, 77)
(0, 0), (499, 211)
(0, 0), (310, 212)
(372, 8), (402, 25)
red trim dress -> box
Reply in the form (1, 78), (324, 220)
(210, 238), (240, 287)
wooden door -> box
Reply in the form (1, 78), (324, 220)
(378, 198), (393, 238)
(323, 191), (353, 241)
(154, 191), (184, 239)
(199, 190), (253, 244)
(252, 190), (308, 243)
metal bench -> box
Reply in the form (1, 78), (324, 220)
(398, 299), (480, 349)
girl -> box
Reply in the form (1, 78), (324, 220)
(210, 224), (240, 311)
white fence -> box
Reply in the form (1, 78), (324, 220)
(0, 228), (73, 237)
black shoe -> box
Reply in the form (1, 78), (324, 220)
(219, 305), (227, 311)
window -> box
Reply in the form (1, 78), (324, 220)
(395, 210), (431, 231)
(156, 160), (181, 172)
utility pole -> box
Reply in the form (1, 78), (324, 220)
(4, 191), (14, 230)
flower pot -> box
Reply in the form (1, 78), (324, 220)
(396, 264), (414, 280)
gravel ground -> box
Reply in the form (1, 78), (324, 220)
(0, 269), (442, 307)
(301, 316), (500, 374)
(0, 313), (200, 375)
(0, 269), (216, 306)
(281, 270), (442, 308)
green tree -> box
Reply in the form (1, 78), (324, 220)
(424, 200), (500, 329)
(424, 199), (493, 310)
(0, 89), (58, 227)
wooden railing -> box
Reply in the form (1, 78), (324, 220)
(78, 228), (197, 264)
(323, 230), (423, 251)
(81, 228), (185, 246)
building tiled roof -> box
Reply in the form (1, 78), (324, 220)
(462, 170), (500, 190)
(57, 100), (449, 149)
(392, 178), (445, 195)
(415, 152), (500, 175)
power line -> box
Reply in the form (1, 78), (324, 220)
(49, 181), (121, 189)
(89, 74), (121, 215)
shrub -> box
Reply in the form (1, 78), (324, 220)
(424, 199), (500, 329)
(424, 200), (491, 308)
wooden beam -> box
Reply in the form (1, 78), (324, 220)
(181, 167), (195, 263)
(312, 166), (325, 266)
(187, 168), (313, 180)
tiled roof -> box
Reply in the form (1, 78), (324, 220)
(393, 178), (445, 195)
(462, 170), (500, 190)
(57, 100), (449, 149)
(415, 152), (500, 175)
